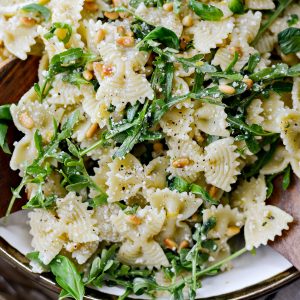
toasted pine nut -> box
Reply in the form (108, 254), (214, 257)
(209, 185), (218, 197)
(163, 2), (173, 12)
(86, 123), (98, 138)
(83, 70), (93, 81)
(281, 53), (298, 65)
(128, 215), (142, 225)
(84, 2), (99, 12)
(219, 84), (236, 95)
(116, 36), (135, 47)
(153, 142), (163, 152)
(19, 112), (34, 129)
(104, 11), (119, 20)
(195, 132), (204, 144)
(243, 78), (253, 89)
(230, 46), (243, 57)
(20, 17), (36, 27)
(86, 62), (94, 71)
(179, 240), (189, 250)
(180, 35), (191, 50)
(164, 238), (177, 250)
(117, 26), (126, 36)
(93, 62), (113, 78)
(55, 28), (68, 41)
(119, 12), (130, 18)
(144, 66), (153, 76)
(172, 158), (190, 168)
(182, 15), (193, 27)
(126, 30), (134, 37)
(226, 226), (240, 237)
(95, 29), (106, 44)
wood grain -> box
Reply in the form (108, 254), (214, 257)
(268, 174), (300, 271)
(0, 56), (39, 217)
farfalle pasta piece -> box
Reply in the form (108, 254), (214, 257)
(231, 175), (266, 211)
(279, 110), (300, 159)
(202, 204), (244, 241)
(260, 146), (291, 175)
(166, 137), (204, 182)
(56, 192), (99, 243)
(194, 103), (229, 137)
(112, 206), (169, 268)
(145, 157), (169, 189)
(187, 18), (234, 54)
(65, 241), (99, 264)
(106, 153), (145, 202)
(148, 188), (202, 245)
(160, 106), (194, 140)
(29, 209), (65, 265)
(244, 203), (293, 250)
(135, 3), (183, 37)
(255, 32), (276, 54)
(292, 77), (300, 111)
(245, 0), (275, 10)
(203, 137), (240, 192)
(246, 98), (264, 125)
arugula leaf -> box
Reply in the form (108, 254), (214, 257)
(169, 176), (190, 193)
(189, 0), (223, 21)
(190, 184), (219, 205)
(282, 165), (291, 190)
(44, 22), (73, 44)
(278, 27), (300, 54)
(22, 3), (51, 22)
(249, 63), (289, 81)
(62, 72), (91, 87)
(287, 63), (300, 77)
(228, 0), (244, 14)
(287, 14), (299, 27)
(140, 26), (180, 49)
(244, 53), (261, 73)
(251, 0), (294, 46)
(0, 104), (12, 120)
(50, 255), (84, 300)
(0, 104), (12, 154)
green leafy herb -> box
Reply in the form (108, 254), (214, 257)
(22, 3), (51, 22)
(189, 0), (223, 21)
(282, 165), (291, 190)
(278, 27), (300, 55)
(44, 22), (72, 44)
(0, 104), (12, 154)
(244, 53), (261, 73)
(252, 0), (294, 46)
(287, 14), (299, 26)
(228, 0), (244, 14)
(50, 255), (85, 300)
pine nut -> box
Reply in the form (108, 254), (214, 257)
(86, 62), (94, 71)
(153, 142), (163, 152)
(219, 84), (236, 95)
(84, 2), (99, 12)
(117, 26), (126, 36)
(38, 0), (50, 4)
(86, 123), (98, 138)
(163, 2), (173, 12)
(179, 240), (189, 250)
(230, 46), (243, 57)
(182, 15), (193, 27)
(93, 62), (113, 78)
(19, 112), (34, 129)
(104, 11), (119, 20)
(243, 78), (253, 89)
(164, 238), (177, 250)
(20, 17), (36, 27)
(116, 36), (135, 47)
(55, 28), (68, 41)
(128, 215), (142, 225)
(126, 30), (134, 37)
(172, 158), (190, 168)
(94, 29), (106, 43)
(180, 35), (191, 50)
(209, 185), (218, 197)
(83, 70), (93, 81)
(226, 226), (240, 237)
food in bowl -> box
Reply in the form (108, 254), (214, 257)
(0, 0), (299, 299)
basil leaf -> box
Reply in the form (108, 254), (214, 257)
(228, 0), (244, 14)
(278, 27), (300, 55)
(0, 123), (10, 154)
(189, 0), (223, 21)
(22, 3), (51, 22)
(0, 104), (12, 120)
(282, 165), (291, 190)
(50, 255), (85, 300)
(44, 22), (72, 44)
(141, 26), (180, 49)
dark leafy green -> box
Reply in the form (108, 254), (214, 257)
(228, 0), (244, 14)
(44, 22), (73, 44)
(0, 104), (12, 154)
(278, 27), (300, 54)
(189, 0), (223, 21)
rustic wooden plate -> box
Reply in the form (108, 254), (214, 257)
(0, 56), (299, 299)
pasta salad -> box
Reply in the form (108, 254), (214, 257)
(0, 0), (299, 299)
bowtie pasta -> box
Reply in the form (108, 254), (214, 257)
(0, 0), (299, 299)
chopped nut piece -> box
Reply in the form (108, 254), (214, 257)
(38, 0), (50, 4)
(153, 142), (163, 152)
(19, 112), (34, 129)
(218, 84), (236, 95)
(94, 29), (106, 44)
(163, 2), (173, 12)
(128, 215), (142, 225)
(84, 2), (99, 12)
(93, 62), (113, 78)
(86, 123), (98, 138)
(230, 46), (243, 57)
(172, 158), (190, 168)
(164, 238), (177, 250)
(117, 26), (126, 36)
(116, 36), (135, 47)
(55, 28), (68, 41)
(180, 35), (191, 50)
(126, 30), (134, 37)
(182, 15), (193, 27)
(179, 240), (189, 250)
(83, 70), (93, 81)
(104, 11), (119, 20)
(20, 17), (36, 27)
(243, 78), (253, 89)
(226, 226), (240, 237)
(209, 185), (218, 197)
